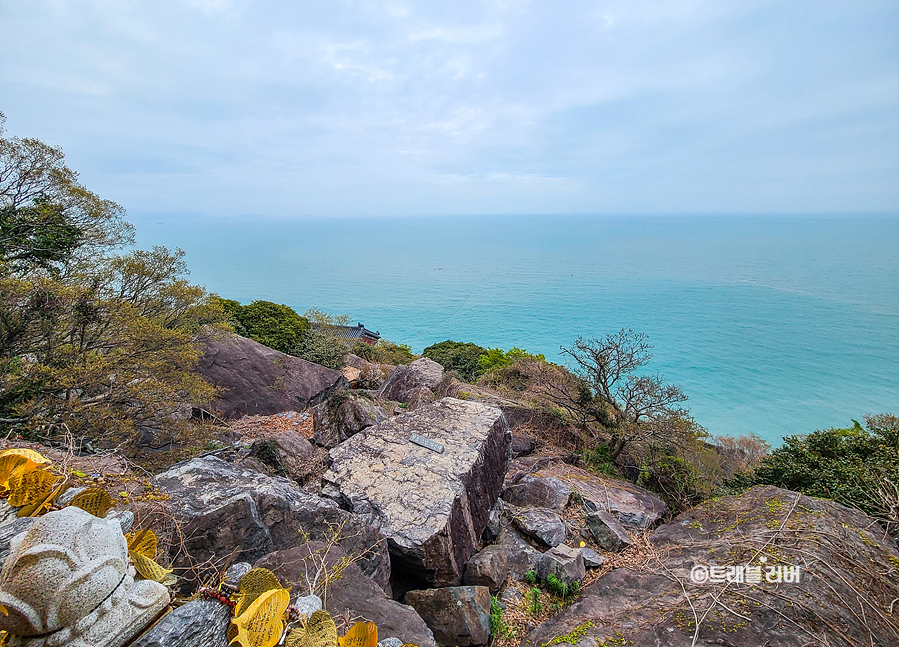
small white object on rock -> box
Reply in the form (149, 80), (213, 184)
(378, 638), (403, 647)
(293, 594), (323, 618)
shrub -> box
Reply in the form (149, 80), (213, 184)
(422, 340), (487, 381)
(544, 573), (579, 599)
(637, 454), (708, 514)
(293, 329), (351, 370)
(353, 339), (418, 365)
(713, 433), (771, 476)
(525, 587), (543, 615)
(478, 346), (545, 374)
(581, 443), (620, 478)
(727, 414), (899, 528)
(490, 596), (515, 640)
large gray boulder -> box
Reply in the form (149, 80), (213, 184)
(323, 398), (511, 587)
(153, 456), (389, 591)
(196, 332), (347, 419)
(311, 391), (389, 448)
(256, 544), (436, 647)
(404, 587), (491, 647)
(522, 486), (899, 647)
(585, 510), (632, 551)
(502, 475), (571, 511)
(462, 545), (509, 593)
(378, 357), (444, 402)
(512, 507), (567, 547)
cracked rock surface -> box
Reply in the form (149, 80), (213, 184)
(323, 397), (511, 587)
(154, 456), (390, 591)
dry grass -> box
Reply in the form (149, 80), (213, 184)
(229, 411), (314, 441)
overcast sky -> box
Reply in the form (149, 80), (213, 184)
(1, 0), (897, 217)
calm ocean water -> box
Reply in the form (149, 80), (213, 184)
(133, 214), (898, 445)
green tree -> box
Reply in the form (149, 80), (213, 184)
(0, 112), (133, 275)
(0, 115), (223, 446)
(422, 340), (487, 381)
(353, 339), (418, 366)
(0, 251), (222, 444)
(535, 329), (690, 460)
(303, 307), (352, 328)
(478, 346), (546, 374)
(228, 300), (310, 355)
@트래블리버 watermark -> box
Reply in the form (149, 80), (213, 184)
(690, 556), (801, 585)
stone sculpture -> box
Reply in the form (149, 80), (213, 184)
(0, 506), (170, 647)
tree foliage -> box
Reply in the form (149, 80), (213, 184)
(212, 298), (310, 355)
(728, 414), (899, 527)
(536, 329), (690, 460)
(293, 329), (351, 370)
(303, 307), (351, 328)
(477, 346), (545, 374)
(422, 340), (487, 381)
(0, 116), (223, 446)
(353, 339), (418, 366)
(0, 113), (133, 275)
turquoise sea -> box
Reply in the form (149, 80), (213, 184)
(132, 214), (898, 445)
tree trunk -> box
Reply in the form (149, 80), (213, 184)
(608, 436), (627, 461)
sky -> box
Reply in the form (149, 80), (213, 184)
(1, 0), (897, 218)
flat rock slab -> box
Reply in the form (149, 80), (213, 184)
(502, 475), (571, 511)
(196, 332), (347, 419)
(527, 459), (668, 528)
(323, 398), (511, 587)
(523, 485), (899, 647)
(153, 456), (389, 591)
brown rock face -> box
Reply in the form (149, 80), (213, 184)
(404, 586), (491, 647)
(196, 332), (347, 419)
(523, 485), (899, 647)
(311, 392), (389, 448)
(256, 544), (436, 647)
(323, 398), (511, 587)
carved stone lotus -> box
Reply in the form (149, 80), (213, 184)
(0, 507), (170, 647)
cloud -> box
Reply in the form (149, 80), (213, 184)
(408, 23), (504, 44)
(0, 0), (896, 216)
